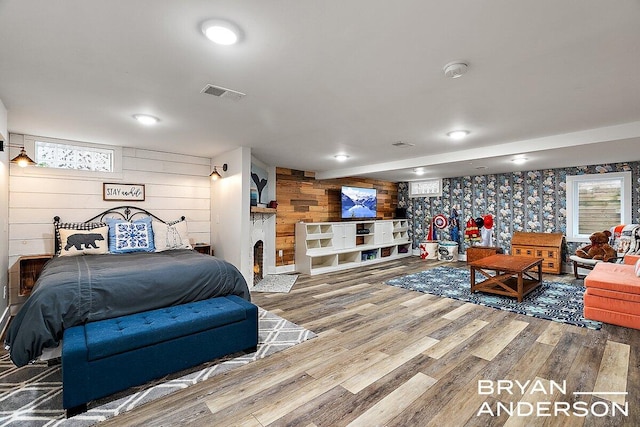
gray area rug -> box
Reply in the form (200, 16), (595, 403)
(252, 274), (298, 293)
(0, 308), (315, 426)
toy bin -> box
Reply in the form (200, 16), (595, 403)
(419, 240), (438, 260)
(438, 241), (458, 261)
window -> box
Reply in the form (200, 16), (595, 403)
(566, 172), (632, 242)
(409, 179), (442, 198)
(35, 140), (114, 172)
(19, 135), (122, 179)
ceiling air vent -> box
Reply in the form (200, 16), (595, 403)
(201, 84), (246, 101)
(392, 141), (415, 148)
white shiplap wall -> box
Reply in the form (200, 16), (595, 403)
(0, 99), (9, 330)
(8, 138), (212, 309)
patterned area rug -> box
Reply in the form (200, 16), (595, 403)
(252, 274), (299, 293)
(0, 308), (316, 426)
(387, 266), (602, 330)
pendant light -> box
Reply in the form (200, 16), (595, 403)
(10, 146), (37, 167)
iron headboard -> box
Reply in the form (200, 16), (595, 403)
(53, 206), (185, 254)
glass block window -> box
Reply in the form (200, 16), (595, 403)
(409, 179), (442, 198)
(35, 140), (114, 172)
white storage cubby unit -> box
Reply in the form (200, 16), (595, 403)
(295, 220), (411, 275)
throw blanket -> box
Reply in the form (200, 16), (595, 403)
(5, 250), (250, 367)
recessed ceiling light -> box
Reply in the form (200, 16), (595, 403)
(334, 154), (349, 161)
(201, 19), (241, 45)
(511, 157), (528, 165)
(447, 130), (469, 140)
(413, 167), (426, 175)
(133, 114), (159, 125)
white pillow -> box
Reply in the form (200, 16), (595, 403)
(635, 258), (640, 277)
(58, 226), (109, 256)
(153, 220), (192, 251)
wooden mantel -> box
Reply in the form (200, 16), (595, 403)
(250, 207), (277, 214)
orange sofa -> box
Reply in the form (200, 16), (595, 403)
(584, 254), (640, 329)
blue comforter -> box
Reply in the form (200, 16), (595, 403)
(5, 250), (250, 367)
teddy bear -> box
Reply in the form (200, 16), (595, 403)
(575, 230), (616, 261)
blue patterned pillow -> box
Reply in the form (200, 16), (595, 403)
(106, 217), (155, 253)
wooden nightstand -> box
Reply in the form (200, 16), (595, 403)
(19, 254), (54, 297)
(193, 244), (212, 256)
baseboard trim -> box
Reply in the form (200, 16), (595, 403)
(274, 264), (297, 275)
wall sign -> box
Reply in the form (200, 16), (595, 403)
(103, 183), (145, 201)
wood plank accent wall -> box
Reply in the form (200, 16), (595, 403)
(276, 167), (399, 266)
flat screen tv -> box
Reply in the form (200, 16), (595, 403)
(341, 186), (377, 219)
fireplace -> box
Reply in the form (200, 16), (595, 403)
(253, 240), (264, 284)
(250, 210), (276, 287)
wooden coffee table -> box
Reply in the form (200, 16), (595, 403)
(469, 254), (543, 302)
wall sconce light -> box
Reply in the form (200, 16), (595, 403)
(210, 163), (228, 180)
(1, 141), (37, 167)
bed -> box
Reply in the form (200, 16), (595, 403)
(4, 206), (250, 367)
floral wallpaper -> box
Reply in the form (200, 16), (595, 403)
(398, 161), (640, 262)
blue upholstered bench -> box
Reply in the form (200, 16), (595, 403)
(62, 295), (258, 416)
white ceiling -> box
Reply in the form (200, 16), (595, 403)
(1, 1), (639, 182)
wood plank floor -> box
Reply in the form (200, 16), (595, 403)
(102, 258), (640, 426)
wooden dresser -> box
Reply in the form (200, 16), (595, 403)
(511, 232), (564, 274)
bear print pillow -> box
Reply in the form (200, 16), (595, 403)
(58, 226), (109, 256)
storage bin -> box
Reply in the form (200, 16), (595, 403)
(419, 240), (438, 260)
(438, 241), (458, 261)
